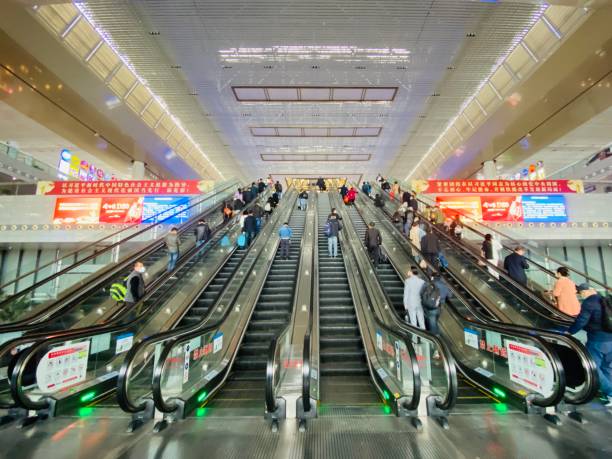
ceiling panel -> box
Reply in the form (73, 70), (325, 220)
(73, 0), (557, 179)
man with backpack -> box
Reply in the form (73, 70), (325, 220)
(299, 190), (309, 210)
(424, 273), (452, 336)
(364, 222), (382, 267)
(252, 202), (264, 232)
(123, 261), (146, 311)
(325, 214), (342, 258)
(403, 266), (425, 330)
(568, 284), (612, 407)
(194, 219), (212, 247)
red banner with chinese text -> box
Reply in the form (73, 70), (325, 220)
(411, 179), (584, 195)
(37, 180), (208, 196)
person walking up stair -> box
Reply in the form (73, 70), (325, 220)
(278, 222), (293, 260)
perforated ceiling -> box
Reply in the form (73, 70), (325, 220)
(74, 0), (562, 181)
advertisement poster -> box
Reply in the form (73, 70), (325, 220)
(38, 180), (209, 196)
(506, 340), (554, 396)
(480, 195), (523, 222)
(412, 179), (583, 195)
(36, 341), (90, 393)
(53, 197), (101, 225)
(115, 333), (134, 354)
(436, 196), (482, 221)
(436, 194), (568, 223)
(99, 197), (144, 224)
(522, 195), (568, 222)
(142, 196), (190, 224)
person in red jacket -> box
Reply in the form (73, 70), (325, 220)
(346, 187), (358, 205)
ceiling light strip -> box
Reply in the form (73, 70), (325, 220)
(404, 4), (551, 181)
(36, 3), (224, 180)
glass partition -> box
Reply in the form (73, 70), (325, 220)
(0, 180), (237, 299)
(0, 182), (236, 328)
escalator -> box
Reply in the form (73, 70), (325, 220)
(357, 191), (597, 411)
(345, 200), (502, 411)
(5, 194), (274, 417)
(317, 194), (380, 410)
(202, 207), (305, 415)
(177, 247), (247, 327)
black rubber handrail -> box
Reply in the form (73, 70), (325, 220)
(341, 193), (456, 411)
(265, 194), (315, 415)
(378, 180), (609, 292)
(331, 193), (423, 411)
(151, 194), (297, 414)
(0, 180), (237, 304)
(359, 192), (577, 407)
(117, 193), (275, 414)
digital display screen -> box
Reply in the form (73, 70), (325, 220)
(142, 196), (190, 224)
(521, 195), (568, 222)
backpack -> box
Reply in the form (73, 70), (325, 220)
(601, 296), (612, 332)
(110, 278), (127, 302)
(237, 233), (247, 248)
(421, 282), (441, 310)
(324, 221), (332, 237)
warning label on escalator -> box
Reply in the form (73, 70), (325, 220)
(36, 341), (90, 393)
(506, 340), (554, 396)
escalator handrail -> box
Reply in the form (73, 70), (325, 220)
(8, 206), (248, 411)
(379, 181), (609, 292)
(0, 193), (231, 334)
(360, 192), (568, 407)
(113, 192), (272, 413)
(265, 198), (313, 415)
(345, 194), (457, 411)
(331, 193), (423, 411)
(0, 180), (238, 306)
(151, 193), (297, 414)
(365, 192), (597, 405)
(414, 214), (573, 323)
(372, 188), (574, 323)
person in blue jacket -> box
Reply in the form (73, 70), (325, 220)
(568, 283), (612, 407)
(278, 222), (293, 260)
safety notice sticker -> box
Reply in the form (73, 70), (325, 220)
(506, 339), (554, 396)
(36, 341), (90, 393)
(213, 332), (223, 354)
(464, 328), (479, 350)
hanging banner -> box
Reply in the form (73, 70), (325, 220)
(37, 180), (211, 196)
(412, 179), (583, 195)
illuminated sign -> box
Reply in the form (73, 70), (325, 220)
(142, 196), (190, 224)
(436, 194), (568, 223)
(53, 197), (102, 225)
(521, 195), (568, 223)
(57, 149), (113, 181)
